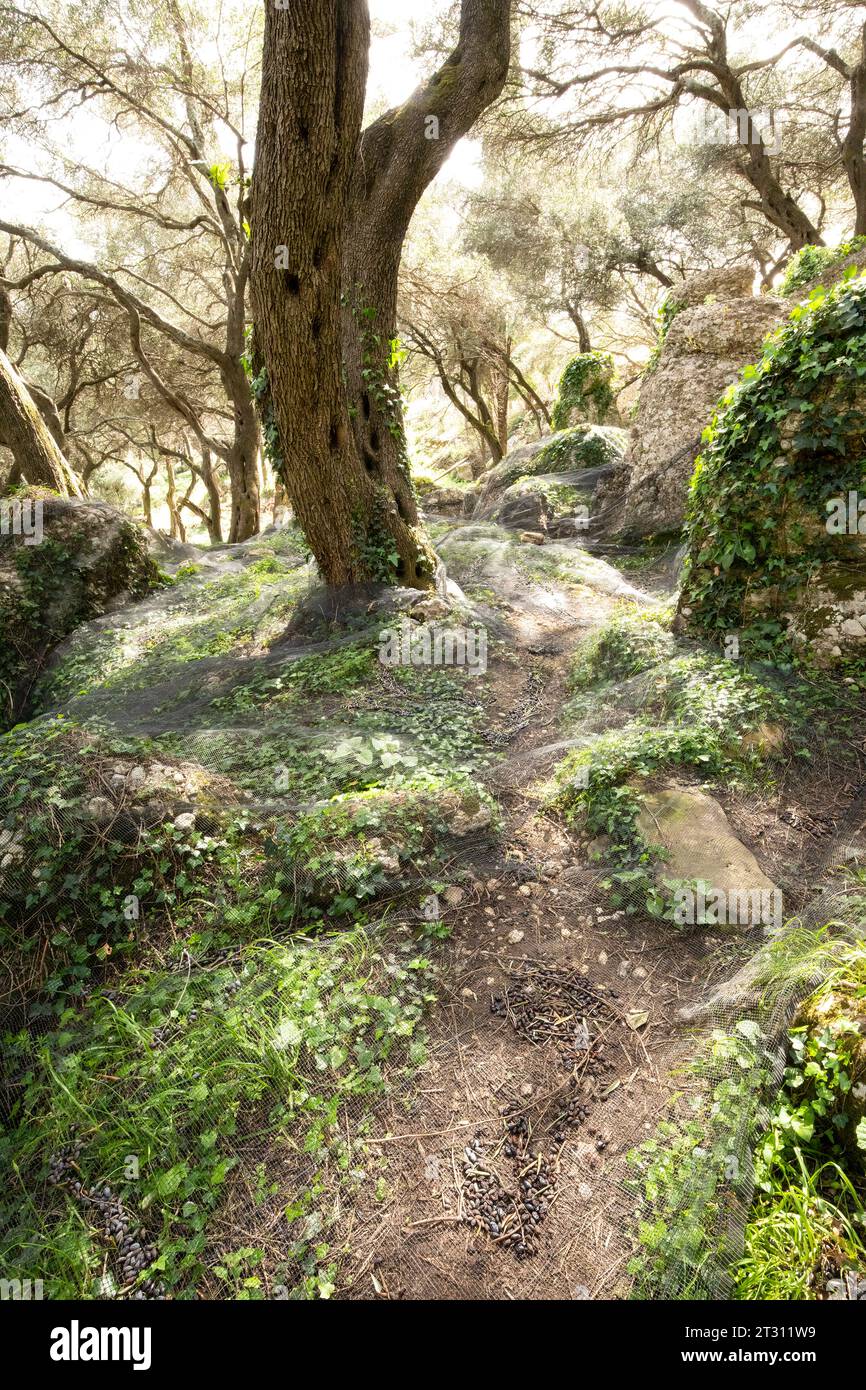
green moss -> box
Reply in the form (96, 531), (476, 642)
(534, 423), (627, 473)
(516, 476), (590, 516)
(36, 561), (307, 712)
(551, 352), (615, 428)
(0, 514), (159, 726)
(213, 642), (378, 714)
(780, 236), (866, 297)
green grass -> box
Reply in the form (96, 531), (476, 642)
(0, 921), (435, 1300)
(732, 930), (866, 1299)
(734, 1164), (865, 1300)
(628, 929), (866, 1300)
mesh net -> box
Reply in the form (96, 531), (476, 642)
(2, 515), (864, 1301)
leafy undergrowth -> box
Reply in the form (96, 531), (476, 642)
(0, 530), (500, 1299)
(0, 921), (434, 1299)
(627, 927), (866, 1301)
(780, 236), (866, 297)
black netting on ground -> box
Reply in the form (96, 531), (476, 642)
(2, 520), (865, 1301)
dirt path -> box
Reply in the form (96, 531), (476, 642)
(337, 539), (738, 1301)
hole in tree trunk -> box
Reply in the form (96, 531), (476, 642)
(370, 428), (380, 452)
(362, 393), (371, 420)
(284, 272), (300, 295)
(363, 450), (378, 472)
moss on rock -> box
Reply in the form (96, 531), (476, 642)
(0, 498), (159, 726)
(677, 273), (866, 665)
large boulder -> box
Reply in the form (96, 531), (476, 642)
(598, 267), (786, 538)
(416, 483), (465, 516)
(472, 425), (626, 527)
(677, 273), (866, 666)
(0, 496), (159, 725)
(551, 351), (618, 428)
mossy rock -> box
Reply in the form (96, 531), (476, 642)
(0, 498), (159, 726)
(635, 787), (780, 929)
(551, 352), (616, 428)
(489, 474), (593, 537)
(570, 611), (675, 689)
(473, 426), (626, 520)
(677, 273), (866, 665)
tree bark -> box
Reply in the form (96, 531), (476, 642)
(493, 336), (510, 455)
(406, 318), (505, 462)
(221, 357), (261, 542)
(141, 462), (156, 528)
(844, 27), (866, 237)
(0, 348), (83, 495)
(340, 0), (511, 586)
(565, 300), (592, 352)
(677, 2), (822, 248)
(251, 0), (512, 590)
(251, 0), (378, 585)
(199, 446), (224, 544)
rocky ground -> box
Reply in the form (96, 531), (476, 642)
(2, 488), (865, 1301)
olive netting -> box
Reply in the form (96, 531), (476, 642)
(1, 520), (864, 1301)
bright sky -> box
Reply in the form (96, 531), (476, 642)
(367, 0), (483, 187)
(5, 0), (853, 245)
(4, 0), (482, 246)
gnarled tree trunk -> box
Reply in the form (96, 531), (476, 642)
(340, 0), (511, 586)
(222, 358), (261, 543)
(251, 0), (511, 590)
(250, 0), (372, 585)
(0, 348), (83, 495)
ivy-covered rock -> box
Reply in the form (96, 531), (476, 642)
(598, 267), (785, 539)
(551, 351), (616, 428)
(780, 237), (866, 299)
(472, 425), (626, 522)
(0, 497), (159, 726)
(280, 777), (496, 915)
(677, 272), (866, 665)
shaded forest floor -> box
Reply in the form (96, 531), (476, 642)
(3, 511), (866, 1300)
